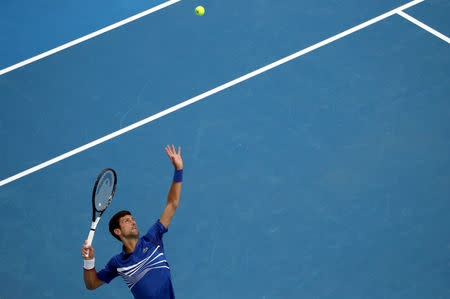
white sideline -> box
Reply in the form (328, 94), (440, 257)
(0, 0), (182, 76)
(0, 0), (425, 187)
(397, 11), (450, 43)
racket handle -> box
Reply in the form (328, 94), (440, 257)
(85, 218), (100, 258)
(85, 230), (95, 258)
(87, 229), (95, 246)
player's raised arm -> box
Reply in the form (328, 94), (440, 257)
(160, 145), (183, 229)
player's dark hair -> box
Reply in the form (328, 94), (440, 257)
(109, 210), (131, 241)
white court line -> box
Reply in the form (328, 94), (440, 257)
(397, 11), (450, 43)
(0, 0), (425, 188)
(0, 0), (182, 76)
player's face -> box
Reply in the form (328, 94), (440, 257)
(119, 215), (139, 238)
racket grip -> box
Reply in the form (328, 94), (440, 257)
(85, 230), (95, 258)
(85, 218), (100, 258)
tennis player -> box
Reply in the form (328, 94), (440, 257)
(81, 145), (183, 299)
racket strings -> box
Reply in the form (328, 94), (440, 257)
(95, 172), (115, 212)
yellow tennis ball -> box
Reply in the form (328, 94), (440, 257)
(195, 6), (205, 16)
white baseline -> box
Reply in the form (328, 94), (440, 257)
(0, 0), (424, 187)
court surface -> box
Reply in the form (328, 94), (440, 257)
(1, 0), (449, 298)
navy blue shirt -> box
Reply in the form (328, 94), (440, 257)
(97, 219), (175, 299)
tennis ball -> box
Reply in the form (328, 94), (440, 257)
(195, 6), (205, 16)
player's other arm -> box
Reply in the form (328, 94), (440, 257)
(84, 268), (105, 290)
(160, 145), (183, 229)
(81, 241), (105, 290)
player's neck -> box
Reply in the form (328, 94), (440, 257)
(122, 237), (138, 253)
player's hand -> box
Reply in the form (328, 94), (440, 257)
(165, 145), (183, 170)
(82, 240), (95, 260)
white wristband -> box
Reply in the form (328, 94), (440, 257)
(83, 258), (95, 270)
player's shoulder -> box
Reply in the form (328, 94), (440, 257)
(147, 218), (167, 231)
(142, 219), (167, 241)
(98, 255), (118, 272)
(109, 253), (120, 264)
(156, 218), (168, 230)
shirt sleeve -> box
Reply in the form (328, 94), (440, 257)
(97, 257), (119, 284)
(143, 219), (168, 245)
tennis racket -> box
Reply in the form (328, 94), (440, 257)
(85, 168), (117, 257)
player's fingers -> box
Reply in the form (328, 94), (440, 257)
(178, 146), (181, 155)
(172, 145), (175, 154)
(165, 145), (172, 156)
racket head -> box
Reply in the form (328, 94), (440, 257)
(91, 168), (117, 220)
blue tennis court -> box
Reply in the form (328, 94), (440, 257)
(1, 0), (449, 298)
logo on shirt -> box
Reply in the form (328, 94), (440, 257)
(143, 247), (148, 253)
